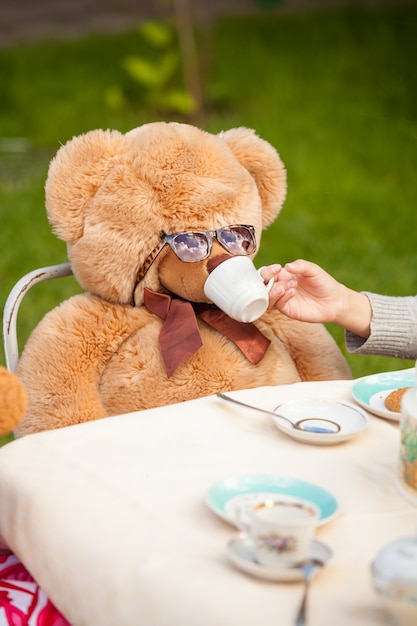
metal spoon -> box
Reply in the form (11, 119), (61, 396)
(216, 393), (341, 434)
(294, 557), (325, 626)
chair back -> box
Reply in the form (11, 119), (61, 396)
(3, 263), (73, 372)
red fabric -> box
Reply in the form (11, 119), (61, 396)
(197, 307), (271, 365)
(144, 289), (203, 378)
(0, 552), (70, 625)
(144, 288), (271, 377)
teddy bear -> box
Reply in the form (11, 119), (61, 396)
(0, 366), (26, 436)
(15, 122), (351, 436)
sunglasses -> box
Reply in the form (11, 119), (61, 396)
(135, 224), (257, 285)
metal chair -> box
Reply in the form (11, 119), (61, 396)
(2, 263), (73, 373)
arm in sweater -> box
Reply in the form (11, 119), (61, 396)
(345, 293), (417, 359)
(262, 260), (417, 360)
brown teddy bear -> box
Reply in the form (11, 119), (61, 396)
(15, 122), (350, 436)
(0, 366), (27, 436)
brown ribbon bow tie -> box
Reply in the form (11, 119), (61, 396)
(144, 288), (271, 378)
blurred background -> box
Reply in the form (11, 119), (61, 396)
(1, 0), (416, 379)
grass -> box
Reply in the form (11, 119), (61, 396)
(0, 3), (416, 443)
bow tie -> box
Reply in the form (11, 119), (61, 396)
(144, 288), (271, 378)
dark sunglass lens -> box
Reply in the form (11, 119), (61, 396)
(218, 226), (255, 255)
(171, 232), (209, 262)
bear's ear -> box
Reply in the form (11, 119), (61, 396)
(219, 127), (287, 229)
(45, 129), (129, 242)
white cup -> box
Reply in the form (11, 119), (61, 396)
(237, 499), (319, 568)
(203, 256), (273, 323)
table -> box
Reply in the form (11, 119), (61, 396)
(0, 376), (415, 626)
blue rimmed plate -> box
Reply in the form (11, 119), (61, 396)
(206, 474), (339, 527)
(351, 369), (415, 421)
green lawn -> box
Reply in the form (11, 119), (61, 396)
(1, 3), (416, 405)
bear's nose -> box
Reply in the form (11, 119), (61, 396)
(206, 253), (233, 274)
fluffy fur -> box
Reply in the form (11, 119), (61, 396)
(0, 366), (27, 435)
(16, 122), (351, 436)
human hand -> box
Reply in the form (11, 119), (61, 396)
(260, 259), (343, 324)
(260, 259), (372, 337)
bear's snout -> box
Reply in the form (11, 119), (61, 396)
(206, 254), (233, 274)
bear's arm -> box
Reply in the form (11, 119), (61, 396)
(260, 311), (352, 381)
(15, 294), (145, 436)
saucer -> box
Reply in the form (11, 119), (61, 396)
(206, 475), (339, 527)
(226, 534), (332, 582)
(351, 369), (416, 421)
(272, 398), (369, 445)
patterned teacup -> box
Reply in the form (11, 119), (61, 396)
(237, 498), (320, 568)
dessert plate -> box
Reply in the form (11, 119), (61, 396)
(206, 475), (339, 527)
(272, 398), (369, 445)
(351, 369), (415, 421)
(226, 534), (332, 582)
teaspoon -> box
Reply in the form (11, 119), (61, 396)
(216, 393), (340, 434)
(294, 557), (325, 626)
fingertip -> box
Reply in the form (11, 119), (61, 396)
(284, 264), (294, 275)
(258, 264), (281, 281)
(285, 261), (298, 271)
(269, 283), (284, 300)
(269, 263), (282, 276)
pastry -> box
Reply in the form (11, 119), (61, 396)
(384, 387), (410, 413)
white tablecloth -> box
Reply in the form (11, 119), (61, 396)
(0, 377), (415, 625)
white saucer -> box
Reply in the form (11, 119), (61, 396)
(272, 398), (369, 445)
(226, 534), (332, 582)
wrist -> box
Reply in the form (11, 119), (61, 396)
(335, 287), (372, 338)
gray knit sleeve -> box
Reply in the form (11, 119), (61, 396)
(345, 293), (417, 359)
